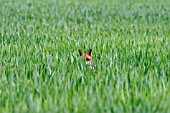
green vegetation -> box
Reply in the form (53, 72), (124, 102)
(0, 0), (170, 112)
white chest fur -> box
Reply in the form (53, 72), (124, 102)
(86, 61), (92, 68)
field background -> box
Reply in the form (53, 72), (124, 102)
(0, 0), (170, 113)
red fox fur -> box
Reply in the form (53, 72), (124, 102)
(78, 49), (92, 68)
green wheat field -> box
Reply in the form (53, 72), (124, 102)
(0, 0), (170, 113)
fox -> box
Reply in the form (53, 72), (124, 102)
(78, 49), (92, 68)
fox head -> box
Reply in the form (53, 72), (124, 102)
(78, 49), (92, 68)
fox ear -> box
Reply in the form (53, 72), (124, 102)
(87, 49), (92, 56)
(78, 50), (83, 57)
